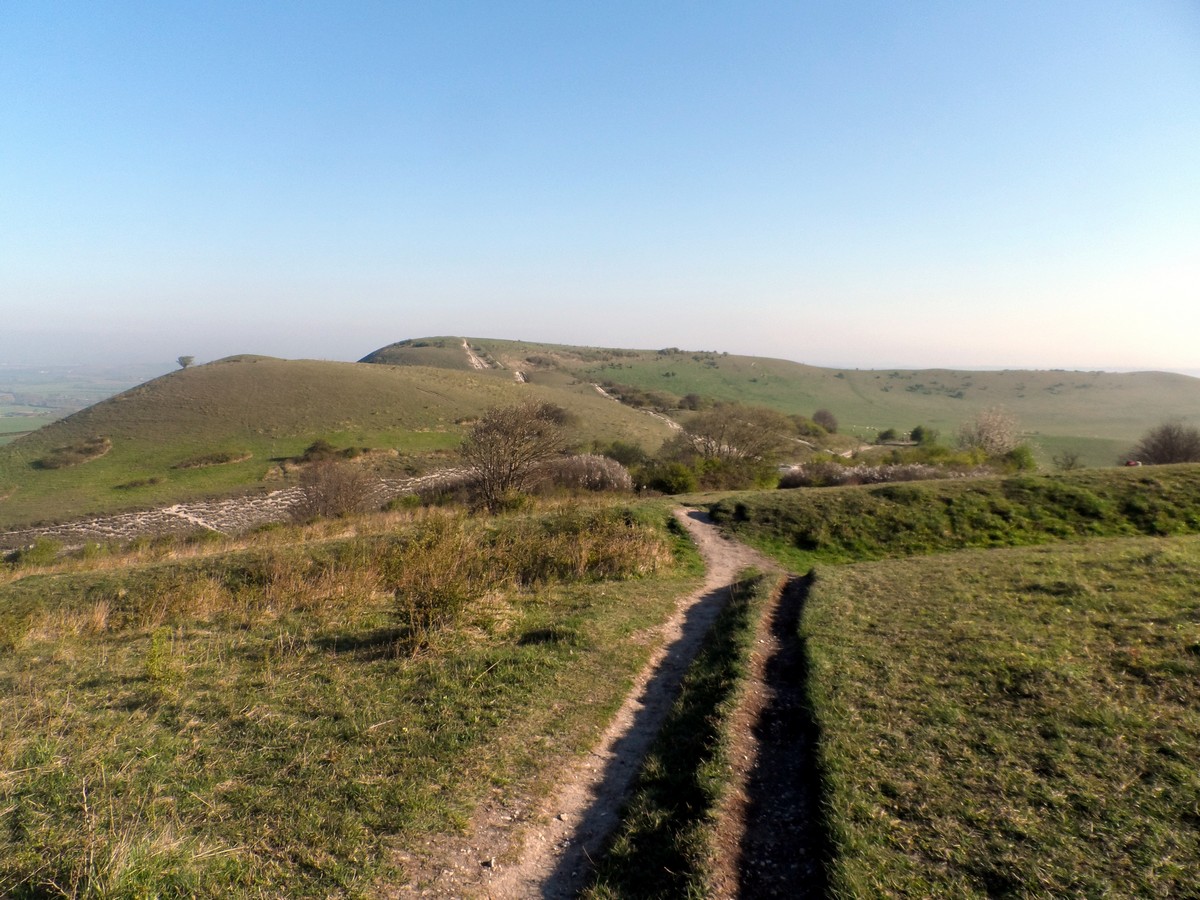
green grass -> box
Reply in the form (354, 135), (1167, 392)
(0, 356), (676, 528)
(449, 338), (1200, 463)
(0, 502), (700, 897)
(584, 570), (781, 899)
(802, 537), (1200, 897)
(708, 464), (1200, 569)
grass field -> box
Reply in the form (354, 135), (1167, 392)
(695, 464), (1200, 896)
(0, 501), (700, 897)
(803, 537), (1200, 897)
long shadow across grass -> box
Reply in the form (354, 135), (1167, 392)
(738, 572), (830, 898)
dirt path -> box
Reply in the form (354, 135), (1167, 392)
(463, 339), (489, 370)
(589, 384), (683, 431)
(391, 509), (774, 898)
(710, 572), (829, 898)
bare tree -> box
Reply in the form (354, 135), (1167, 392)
(1130, 421), (1200, 464)
(177, 355), (195, 369)
(957, 407), (1020, 456)
(459, 401), (570, 510)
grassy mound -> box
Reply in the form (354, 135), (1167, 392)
(708, 465), (1200, 567)
(32, 436), (112, 469)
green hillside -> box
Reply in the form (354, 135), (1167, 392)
(0, 355), (674, 529)
(362, 338), (1200, 467)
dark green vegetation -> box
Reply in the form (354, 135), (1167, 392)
(584, 570), (781, 899)
(710, 465), (1200, 569)
(697, 463), (1200, 897)
(0, 503), (698, 897)
(0, 355), (674, 529)
(803, 538), (1200, 897)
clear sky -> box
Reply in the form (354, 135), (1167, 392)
(3, 1), (1198, 374)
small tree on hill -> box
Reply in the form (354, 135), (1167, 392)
(1130, 421), (1200, 465)
(460, 401), (570, 510)
(177, 355), (195, 369)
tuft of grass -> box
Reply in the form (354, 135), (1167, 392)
(584, 570), (781, 898)
(803, 536), (1200, 897)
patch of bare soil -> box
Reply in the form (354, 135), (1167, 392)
(710, 572), (829, 898)
(384, 510), (773, 898)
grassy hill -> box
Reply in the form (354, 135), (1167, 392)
(0, 355), (675, 529)
(362, 337), (1200, 468)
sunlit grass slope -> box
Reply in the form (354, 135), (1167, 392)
(0, 501), (700, 897)
(804, 537), (1200, 897)
(0, 356), (674, 528)
(362, 337), (1200, 467)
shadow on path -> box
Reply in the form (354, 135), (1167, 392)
(738, 572), (831, 898)
(535, 513), (744, 898)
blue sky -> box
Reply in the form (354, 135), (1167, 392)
(2, 1), (1198, 373)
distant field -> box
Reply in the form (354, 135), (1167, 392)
(804, 537), (1200, 896)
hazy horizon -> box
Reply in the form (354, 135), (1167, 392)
(3, 2), (1197, 374)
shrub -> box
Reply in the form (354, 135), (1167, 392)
(459, 401), (571, 511)
(639, 461), (698, 495)
(957, 408), (1020, 456)
(290, 460), (377, 522)
(594, 440), (649, 468)
(813, 409), (838, 433)
(33, 436), (112, 469)
(1130, 421), (1200, 464)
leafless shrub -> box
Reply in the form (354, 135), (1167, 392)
(1130, 421), (1200, 465)
(290, 460), (377, 522)
(459, 401), (571, 511)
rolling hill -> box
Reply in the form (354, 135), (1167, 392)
(5, 335), (1199, 530)
(0, 354), (676, 529)
(364, 337), (1200, 467)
